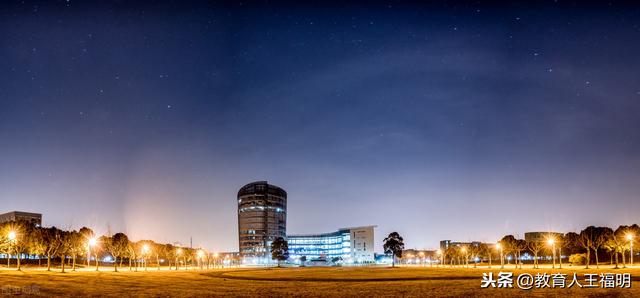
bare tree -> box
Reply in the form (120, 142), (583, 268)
(528, 240), (545, 269)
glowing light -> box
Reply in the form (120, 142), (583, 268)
(197, 250), (205, 258)
(213, 252), (219, 258)
(627, 234), (634, 241)
(496, 243), (501, 250)
(461, 247), (467, 253)
(177, 248), (183, 255)
(436, 249), (442, 255)
(7, 231), (16, 241)
(88, 237), (97, 247)
(142, 244), (150, 253)
(547, 238), (555, 246)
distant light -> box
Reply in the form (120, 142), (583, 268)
(7, 231), (16, 241)
(547, 238), (555, 246)
(627, 234), (634, 241)
(88, 237), (98, 247)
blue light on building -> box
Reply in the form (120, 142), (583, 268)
(287, 226), (376, 263)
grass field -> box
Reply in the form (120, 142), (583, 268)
(1, 265), (638, 297)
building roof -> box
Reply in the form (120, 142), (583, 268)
(288, 226), (377, 238)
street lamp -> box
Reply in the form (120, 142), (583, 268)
(6, 231), (17, 268)
(547, 238), (556, 269)
(628, 234), (634, 267)
(461, 247), (468, 268)
(88, 237), (99, 271)
(176, 248), (183, 270)
(142, 244), (150, 271)
(496, 243), (504, 269)
(197, 250), (205, 269)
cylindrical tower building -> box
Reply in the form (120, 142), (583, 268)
(237, 181), (287, 260)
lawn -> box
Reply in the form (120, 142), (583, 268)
(1, 265), (638, 297)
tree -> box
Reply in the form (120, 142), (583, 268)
(445, 245), (456, 267)
(528, 240), (545, 269)
(28, 227), (46, 268)
(579, 226), (613, 269)
(137, 241), (152, 271)
(165, 244), (175, 269)
(67, 230), (84, 271)
(127, 241), (139, 271)
(153, 242), (163, 270)
(42, 227), (63, 271)
(10, 221), (34, 271)
(78, 227), (94, 268)
(593, 227), (614, 269)
(513, 239), (527, 269)
(270, 237), (289, 267)
(104, 233), (129, 272)
(468, 245), (481, 268)
(57, 230), (71, 273)
(478, 243), (493, 268)
(499, 235), (516, 266)
(607, 226), (631, 269)
(0, 222), (17, 268)
(564, 232), (582, 256)
(383, 232), (404, 268)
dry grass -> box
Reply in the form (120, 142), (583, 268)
(1, 265), (639, 297)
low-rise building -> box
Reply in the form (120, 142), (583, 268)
(439, 240), (483, 251)
(0, 211), (42, 227)
(288, 226), (376, 263)
(524, 231), (564, 243)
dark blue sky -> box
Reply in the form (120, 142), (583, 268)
(1, 1), (640, 252)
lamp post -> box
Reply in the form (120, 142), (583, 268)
(628, 234), (634, 267)
(197, 250), (205, 269)
(176, 248), (183, 270)
(547, 238), (556, 269)
(88, 237), (98, 271)
(496, 243), (504, 269)
(142, 244), (150, 271)
(461, 247), (468, 268)
(559, 243), (562, 269)
(7, 231), (16, 268)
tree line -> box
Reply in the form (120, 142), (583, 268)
(0, 220), (235, 272)
(382, 224), (639, 269)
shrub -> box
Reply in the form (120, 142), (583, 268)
(569, 253), (586, 265)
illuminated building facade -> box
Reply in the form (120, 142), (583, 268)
(288, 226), (376, 263)
(237, 181), (287, 259)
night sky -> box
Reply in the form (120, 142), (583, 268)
(1, 1), (640, 252)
